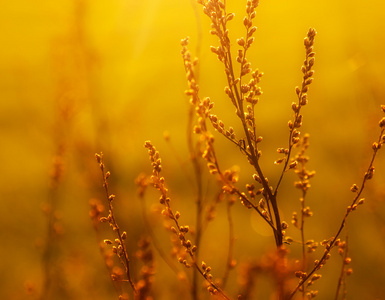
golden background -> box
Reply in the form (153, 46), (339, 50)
(1, 0), (385, 299)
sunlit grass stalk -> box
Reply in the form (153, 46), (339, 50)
(95, 153), (137, 295)
(144, 141), (231, 299)
(289, 120), (385, 298)
(135, 174), (181, 277)
(199, 0), (285, 247)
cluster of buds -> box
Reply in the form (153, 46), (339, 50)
(307, 274), (322, 287)
(350, 183), (359, 193)
(305, 290), (319, 299)
(336, 240), (346, 255)
(246, 183), (256, 200)
(347, 198), (365, 213)
(305, 240), (318, 253)
(243, 70), (263, 106)
(287, 28), (317, 155)
(295, 270), (307, 280)
(209, 114), (237, 142)
(201, 261), (213, 280)
(291, 212), (298, 228)
(144, 141), (162, 175)
(364, 166), (375, 180)
(302, 206), (313, 218)
(103, 231), (128, 256)
(181, 37), (200, 109)
(238, 0), (259, 54)
(297, 28), (316, 100)
(275, 147), (290, 165)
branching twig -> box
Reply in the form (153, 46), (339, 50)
(289, 118), (385, 299)
(95, 153), (137, 295)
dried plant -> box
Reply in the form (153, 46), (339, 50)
(95, 153), (137, 297)
(91, 1), (385, 299)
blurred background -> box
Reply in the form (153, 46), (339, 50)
(1, 0), (385, 299)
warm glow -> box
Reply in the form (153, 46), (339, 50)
(1, 1), (385, 299)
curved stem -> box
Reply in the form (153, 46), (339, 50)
(289, 128), (384, 298)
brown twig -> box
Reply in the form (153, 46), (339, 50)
(289, 120), (385, 299)
(95, 153), (137, 295)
